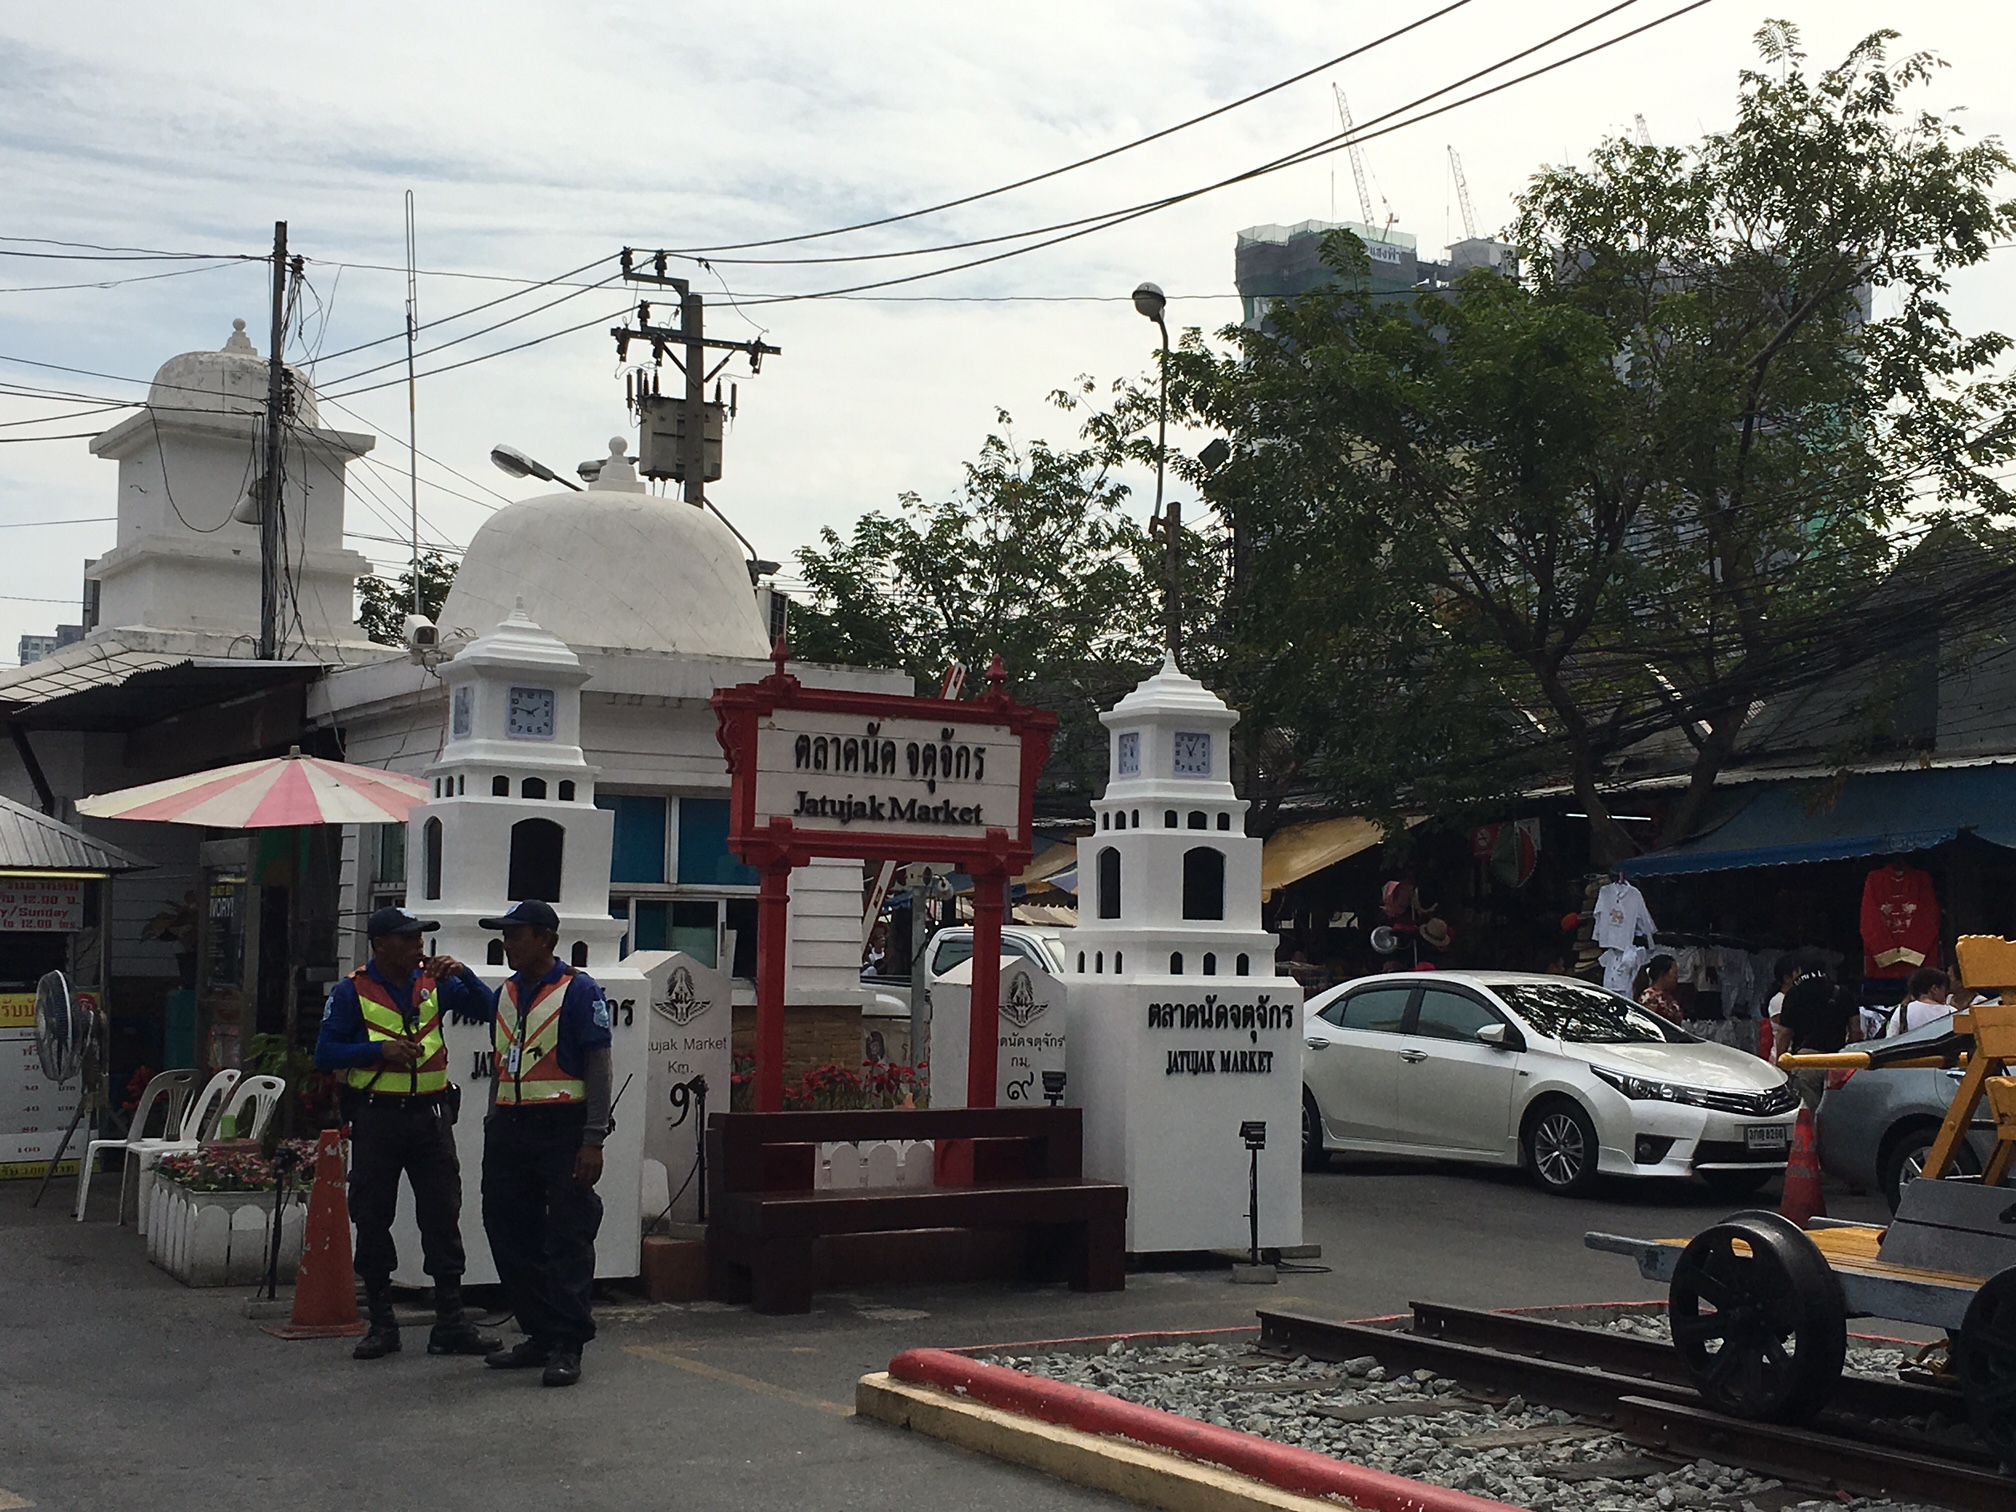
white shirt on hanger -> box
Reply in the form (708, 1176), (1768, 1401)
(1593, 881), (1657, 951)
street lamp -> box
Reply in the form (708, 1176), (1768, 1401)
(1133, 281), (1178, 665)
(489, 443), (582, 492)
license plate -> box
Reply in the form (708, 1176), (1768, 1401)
(1744, 1123), (1790, 1152)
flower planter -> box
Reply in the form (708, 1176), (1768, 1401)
(146, 1182), (305, 1287)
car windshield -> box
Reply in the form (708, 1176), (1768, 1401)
(1492, 981), (1688, 1044)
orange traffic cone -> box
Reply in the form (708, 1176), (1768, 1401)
(1778, 1106), (1826, 1228)
(262, 1127), (366, 1339)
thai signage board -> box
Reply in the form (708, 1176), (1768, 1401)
(0, 878), (83, 933)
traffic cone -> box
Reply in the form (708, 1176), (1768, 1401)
(261, 1127), (366, 1339)
(1778, 1106), (1826, 1228)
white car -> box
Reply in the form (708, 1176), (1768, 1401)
(1300, 971), (1801, 1196)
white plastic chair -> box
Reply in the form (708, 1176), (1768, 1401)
(130, 1069), (240, 1236)
(216, 1074), (286, 1141)
(72, 1068), (196, 1223)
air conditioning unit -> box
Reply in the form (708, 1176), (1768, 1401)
(754, 586), (789, 643)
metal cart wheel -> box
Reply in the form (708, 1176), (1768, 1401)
(1668, 1209), (1847, 1423)
(1956, 1265), (2016, 1467)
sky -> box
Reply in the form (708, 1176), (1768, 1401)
(3, 0), (2014, 660)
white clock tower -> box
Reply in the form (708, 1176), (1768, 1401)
(1064, 654), (1304, 1254)
(405, 603), (624, 969)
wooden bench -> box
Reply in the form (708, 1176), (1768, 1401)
(704, 1107), (1127, 1314)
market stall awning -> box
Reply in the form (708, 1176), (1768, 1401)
(1261, 815), (1420, 898)
(1013, 840), (1078, 888)
(0, 793), (151, 875)
(1619, 765), (2016, 878)
(0, 644), (314, 733)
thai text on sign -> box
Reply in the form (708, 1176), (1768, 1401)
(0, 879), (83, 933)
(752, 711), (1022, 836)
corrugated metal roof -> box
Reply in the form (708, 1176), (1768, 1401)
(0, 794), (152, 874)
(0, 641), (313, 733)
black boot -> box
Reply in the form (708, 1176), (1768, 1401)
(427, 1279), (500, 1356)
(541, 1347), (582, 1388)
(353, 1280), (401, 1361)
(485, 1338), (552, 1370)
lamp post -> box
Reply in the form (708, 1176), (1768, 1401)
(1133, 282), (1178, 665)
(489, 443), (583, 492)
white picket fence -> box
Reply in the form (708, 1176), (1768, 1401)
(146, 1182), (306, 1287)
(814, 1139), (935, 1190)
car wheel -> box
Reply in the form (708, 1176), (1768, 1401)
(1302, 1090), (1330, 1171)
(1699, 1168), (1773, 1198)
(1524, 1100), (1600, 1196)
(1879, 1125), (1982, 1214)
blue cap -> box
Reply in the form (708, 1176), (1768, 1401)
(366, 905), (439, 939)
(478, 899), (560, 932)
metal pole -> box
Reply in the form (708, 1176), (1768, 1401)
(404, 191), (420, 617)
(967, 871), (1005, 1108)
(257, 220), (288, 661)
(908, 873), (931, 1081)
(1153, 314), (1179, 666)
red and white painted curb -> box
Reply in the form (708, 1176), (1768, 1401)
(888, 1348), (1519, 1512)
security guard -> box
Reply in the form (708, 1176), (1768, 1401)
(477, 900), (612, 1388)
(313, 905), (500, 1361)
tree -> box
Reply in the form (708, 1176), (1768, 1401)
(1172, 25), (2016, 861)
(356, 552), (457, 646)
(788, 407), (1161, 800)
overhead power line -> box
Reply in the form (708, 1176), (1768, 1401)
(669, 0), (1481, 255)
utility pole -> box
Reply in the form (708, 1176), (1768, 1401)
(257, 220), (288, 661)
(612, 250), (781, 504)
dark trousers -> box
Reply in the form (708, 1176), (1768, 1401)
(346, 1095), (466, 1283)
(482, 1106), (602, 1348)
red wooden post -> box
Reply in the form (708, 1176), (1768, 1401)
(755, 861), (791, 1112)
(968, 868), (1005, 1107)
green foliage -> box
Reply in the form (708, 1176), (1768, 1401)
(1169, 24), (2016, 858)
(356, 552), (457, 646)
(789, 408), (1164, 797)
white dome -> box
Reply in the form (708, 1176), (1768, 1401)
(147, 319), (320, 425)
(438, 438), (770, 658)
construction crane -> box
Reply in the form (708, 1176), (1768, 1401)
(1332, 85), (1375, 227)
(1447, 146), (1478, 240)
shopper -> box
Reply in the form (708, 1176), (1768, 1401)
(1886, 967), (1954, 1038)
(313, 905), (500, 1361)
(1634, 954), (1683, 1025)
(478, 900), (612, 1389)
(1777, 950), (1855, 1108)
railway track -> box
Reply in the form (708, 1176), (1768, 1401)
(1256, 1303), (2012, 1512)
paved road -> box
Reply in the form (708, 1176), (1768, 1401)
(0, 1158), (1884, 1511)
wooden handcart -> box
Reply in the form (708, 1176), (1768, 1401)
(1586, 935), (2016, 1466)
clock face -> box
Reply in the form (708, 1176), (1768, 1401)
(1172, 730), (1212, 777)
(505, 685), (556, 740)
(1115, 731), (1140, 777)
(450, 685), (473, 739)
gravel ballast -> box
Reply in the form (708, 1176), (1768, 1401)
(976, 1337), (1961, 1512)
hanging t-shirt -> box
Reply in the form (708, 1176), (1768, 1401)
(1592, 881), (1657, 951)
(1860, 866), (1939, 980)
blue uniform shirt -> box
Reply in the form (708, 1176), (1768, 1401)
(313, 961), (495, 1073)
(501, 960), (612, 1080)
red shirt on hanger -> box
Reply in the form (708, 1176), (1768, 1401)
(1860, 865), (1939, 979)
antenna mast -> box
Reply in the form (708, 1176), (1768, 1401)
(403, 190), (420, 617)
(1634, 114), (1653, 148)
(1332, 85), (1375, 227)
(1447, 147), (1478, 240)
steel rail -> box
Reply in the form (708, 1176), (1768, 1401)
(1255, 1307), (2011, 1510)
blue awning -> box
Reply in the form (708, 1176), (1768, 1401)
(1619, 765), (2016, 878)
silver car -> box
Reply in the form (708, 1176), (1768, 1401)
(1814, 1017), (1996, 1211)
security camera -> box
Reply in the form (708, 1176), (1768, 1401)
(403, 615), (439, 650)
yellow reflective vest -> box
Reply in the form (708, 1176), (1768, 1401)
(493, 968), (585, 1105)
(344, 968), (449, 1095)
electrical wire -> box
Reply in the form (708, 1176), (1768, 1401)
(302, 253), (619, 367)
(0, 259), (249, 296)
(0, 430), (104, 443)
(657, 0), (1654, 273)
(320, 303), (632, 400)
(669, 0), (1481, 254)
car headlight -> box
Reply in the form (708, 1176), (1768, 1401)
(1591, 1066), (1713, 1106)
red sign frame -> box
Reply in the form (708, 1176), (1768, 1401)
(712, 647), (1057, 1111)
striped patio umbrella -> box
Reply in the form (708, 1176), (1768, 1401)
(76, 746), (427, 828)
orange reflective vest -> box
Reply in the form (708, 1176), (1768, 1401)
(345, 968), (449, 1095)
(493, 968), (585, 1105)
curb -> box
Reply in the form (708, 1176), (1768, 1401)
(858, 1372), (1352, 1512)
(885, 1348), (1519, 1512)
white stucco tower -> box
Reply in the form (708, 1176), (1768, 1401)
(405, 606), (624, 969)
(1065, 655), (1303, 1254)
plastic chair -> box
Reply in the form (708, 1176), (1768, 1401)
(72, 1068), (196, 1223)
(130, 1069), (240, 1235)
(215, 1074), (286, 1141)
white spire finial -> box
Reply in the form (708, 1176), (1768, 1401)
(223, 318), (256, 354)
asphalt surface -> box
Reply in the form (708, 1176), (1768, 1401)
(0, 1157), (1888, 1511)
